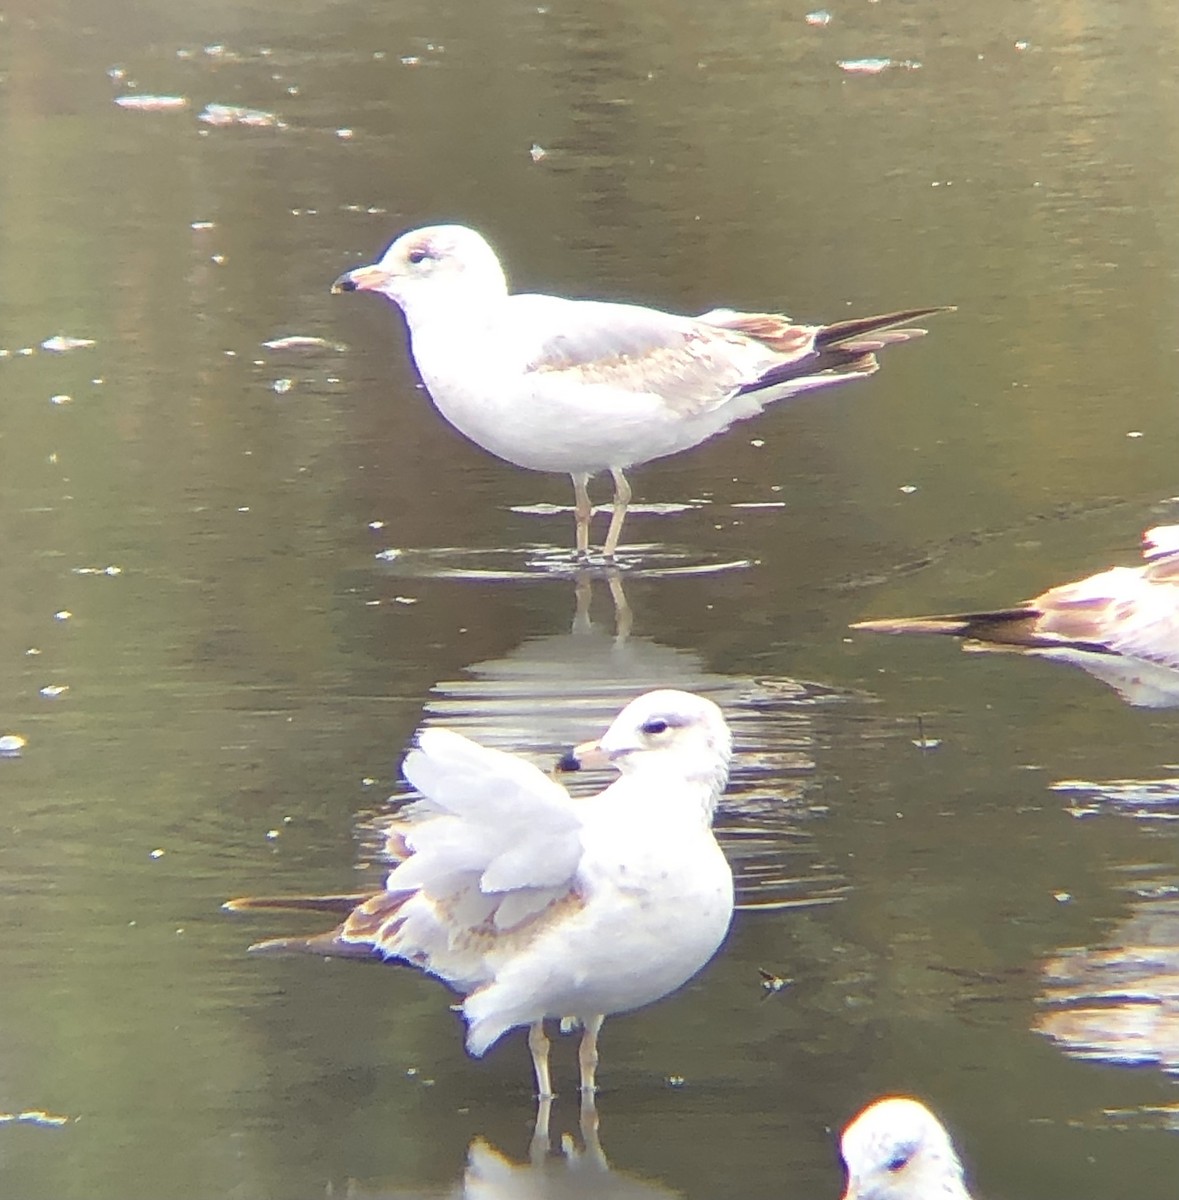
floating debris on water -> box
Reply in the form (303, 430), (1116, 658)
(805, 9), (832, 25)
(49, 394), (72, 406)
(41, 335), (96, 353)
(758, 967), (792, 994)
(529, 143), (548, 163)
(261, 335), (338, 352)
(0, 1110), (70, 1127)
(271, 378), (293, 395)
(72, 565), (123, 576)
(838, 58), (922, 75)
(114, 94), (189, 112)
(0, 734), (27, 758)
(198, 103), (286, 129)
(912, 716), (941, 751)
(39, 685), (69, 699)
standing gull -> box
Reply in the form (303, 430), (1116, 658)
(839, 1096), (973, 1200)
(852, 525), (1179, 706)
(332, 225), (949, 559)
(225, 689), (735, 1096)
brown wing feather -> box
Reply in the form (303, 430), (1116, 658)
(850, 608), (1066, 649)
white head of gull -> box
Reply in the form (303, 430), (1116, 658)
(839, 1097), (973, 1200)
(333, 224), (949, 560)
(226, 688), (734, 1097)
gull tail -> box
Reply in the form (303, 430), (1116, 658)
(738, 305), (953, 396)
(223, 893), (370, 914)
(851, 608), (1106, 653)
(224, 892), (383, 958)
(815, 306), (955, 352)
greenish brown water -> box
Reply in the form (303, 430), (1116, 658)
(4, 2), (1179, 1197)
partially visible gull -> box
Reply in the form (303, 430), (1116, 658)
(225, 689), (734, 1097)
(332, 224), (950, 559)
(852, 525), (1179, 707)
(839, 1096), (973, 1200)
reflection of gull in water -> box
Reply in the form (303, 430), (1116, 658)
(853, 525), (1179, 706)
(466, 1100), (678, 1200)
(332, 223), (947, 559)
(839, 1096), (973, 1200)
(418, 572), (851, 913)
(227, 690), (734, 1097)
(1052, 775), (1179, 821)
(350, 1099), (683, 1200)
(1037, 873), (1179, 1077)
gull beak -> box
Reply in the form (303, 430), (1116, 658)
(331, 263), (394, 294)
(555, 737), (614, 773)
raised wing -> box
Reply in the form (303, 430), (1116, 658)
(393, 727), (583, 896)
(227, 728), (589, 989)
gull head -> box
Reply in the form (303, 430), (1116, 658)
(331, 224), (509, 313)
(839, 1097), (971, 1200)
(561, 689), (732, 794)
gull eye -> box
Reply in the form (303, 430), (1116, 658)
(885, 1146), (915, 1173)
(641, 718), (669, 736)
(407, 248), (430, 265)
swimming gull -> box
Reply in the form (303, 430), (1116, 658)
(225, 688), (734, 1096)
(839, 1096), (973, 1200)
(332, 224), (950, 559)
(852, 524), (1179, 706)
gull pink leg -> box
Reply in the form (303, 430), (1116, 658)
(529, 1020), (555, 1099)
(571, 472), (593, 558)
(601, 468), (631, 559)
(578, 1013), (605, 1094)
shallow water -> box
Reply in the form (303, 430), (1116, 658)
(4, 1), (1179, 1196)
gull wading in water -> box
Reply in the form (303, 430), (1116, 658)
(225, 689), (734, 1096)
(839, 1097), (973, 1200)
(332, 224), (950, 559)
(852, 525), (1179, 707)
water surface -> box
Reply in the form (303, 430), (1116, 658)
(4, 2), (1179, 1197)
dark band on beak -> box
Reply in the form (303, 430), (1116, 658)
(555, 749), (582, 773)
(331, 273), (358, 294)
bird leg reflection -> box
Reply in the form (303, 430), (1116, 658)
(575, 1089), (606, 1169)
(530, 1094), (554, 1165)
(605, 573), (632, 642)
(571, 570), (632, 642)
(529, 1020), (554, 1099)
(602, 468), (632, 560)
(528, 1090), (606, 1171)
